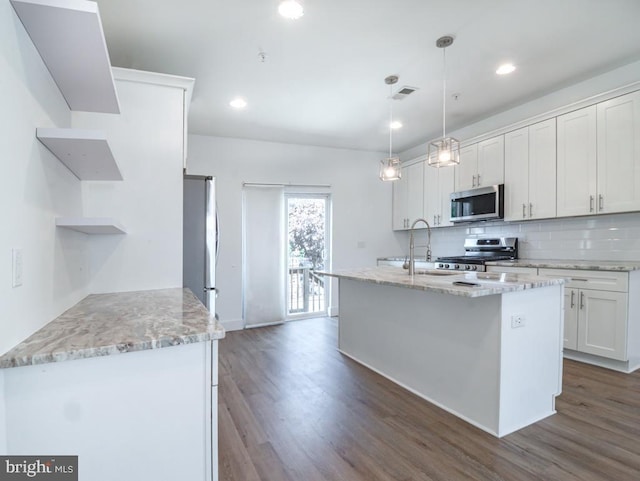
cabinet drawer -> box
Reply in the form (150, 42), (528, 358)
(538, 268), (628, 292)
(486, 266), (537, 275)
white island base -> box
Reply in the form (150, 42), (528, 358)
(338, 279), (564, 437)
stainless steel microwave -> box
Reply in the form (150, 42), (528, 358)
(450, 184), (504, 223)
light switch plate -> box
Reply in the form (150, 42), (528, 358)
(12, 248), (23, 288)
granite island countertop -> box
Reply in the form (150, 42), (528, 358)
(0, 288), (225, 369)
(317, 266), (565, 298)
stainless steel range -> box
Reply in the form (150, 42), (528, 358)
(436, 237), (518, 272)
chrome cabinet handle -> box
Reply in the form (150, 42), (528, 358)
(589, 195), (594, 212)
(472, 175), (476, 188)
(529, 203), (533, 218)
(580, 291), (585, 310)
(522, 204), (526, 218)
(437, 214), (441, 225)
(433, 215), (437, 226)
(570, 290), (575, 308)
(477, 174), (481, 186)
(599, 194), (604, 211)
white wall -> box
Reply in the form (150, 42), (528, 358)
(0, 0), (91, 451)
(72, 73), (186, 294)
(400, 60), (640, 259)
(186, 135), (405, 327)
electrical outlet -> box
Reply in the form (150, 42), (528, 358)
(511, 315), (525, 328)
(12, 248), (23, 288)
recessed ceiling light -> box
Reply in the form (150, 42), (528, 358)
(230, 98), (247, 109)
(496, 63), (516, 75)
(390, 121), (403, 130)
(278, 0), (304, 19)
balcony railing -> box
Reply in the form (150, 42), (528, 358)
(288, 266), (325, 314)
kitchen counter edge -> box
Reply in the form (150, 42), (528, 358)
(0, 288), (225, 369)
(317, 266), (565, 298)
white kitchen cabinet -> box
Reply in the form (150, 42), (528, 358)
(424, 164), (454, 227)
(557, 91), (640, 217)
(393, 160), (424, 230)
(504, 119), (556, 221)
(4, 341), (219, 481)
(392, 169), (409, 230)
(455, 135), (504, 192)
(485, 266), (537, 275)
(557, 105), (597, 216)
(539, 268), (629, 363)
(596, 90), (640, 214)
(455, 144), (478, 191)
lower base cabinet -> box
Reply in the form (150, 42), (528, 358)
(488, 265), (639, 373)
(3, 341), (219, 481)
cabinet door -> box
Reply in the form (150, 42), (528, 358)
(438, 165), (455, 226)
(528, 118), (557, 220)
(578, 290), (627, 361)
(557, 106), (597, 217)
(477, 135), (504, 187)
(406, 161), (424, 224)
(597, 91), (640, 214)
(392, 168), (409, 230)
(504, 127), (529, 221)
(423, 163), (440, 226)
(564, 288), (579, 350)
(455, 143), (478, 191)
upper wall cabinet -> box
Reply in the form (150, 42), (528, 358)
(557, 105), (598, 216)
(505, 119), (556, 221)
(393, 161), (424, 230)
(597, 91), (640, 214)
(455, 135), (504, 192)
(557, 91), (640, 217)
(10, 0), (120, 113)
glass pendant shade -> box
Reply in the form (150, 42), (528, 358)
(379, 157), (401, 181)
(428, 136), (460, 167)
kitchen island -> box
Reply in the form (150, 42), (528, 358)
(0, 288), (224, 481)
(320, 266), (566, 437)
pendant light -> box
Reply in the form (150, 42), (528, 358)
(379, 75), (401, 181)
(428, 36), (460, 167)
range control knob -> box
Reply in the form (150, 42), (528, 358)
(444, 264), (450, 269)
(465, 264), (471, 271)
(454, 264), (460, 269)
(438, 263), (444, 269)
(472, 265), (478, 271)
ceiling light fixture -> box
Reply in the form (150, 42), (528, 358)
(390, 120), (403, 130)
(496, 63), (516, 75)
(380, 75), (402, 182)
(278, 0), (304, 19)
(428, 35), (460, 168)
(229, 97), (247, 109)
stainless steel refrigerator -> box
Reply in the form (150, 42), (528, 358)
(183, 175), (217, 312)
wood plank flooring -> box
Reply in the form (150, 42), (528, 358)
(218, 317), (640, 481)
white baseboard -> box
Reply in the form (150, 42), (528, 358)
(220, 319), (244, 332)
(328, 305), (339, 317)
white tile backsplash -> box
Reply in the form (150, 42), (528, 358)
(408, 212), (640, 261)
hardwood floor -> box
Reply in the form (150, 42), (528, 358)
(218, 317), (640, 481)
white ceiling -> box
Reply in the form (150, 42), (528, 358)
(95, 0), (640, 153)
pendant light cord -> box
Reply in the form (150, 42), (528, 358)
(389, 83), (393, 158)
(442, 46), (446, 140)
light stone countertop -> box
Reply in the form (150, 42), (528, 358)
(486, 259), (640, 271)
(317, 266), (565, 298)
(0, 288), (225, 369)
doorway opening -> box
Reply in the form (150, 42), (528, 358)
(286, 195), (330, 318)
